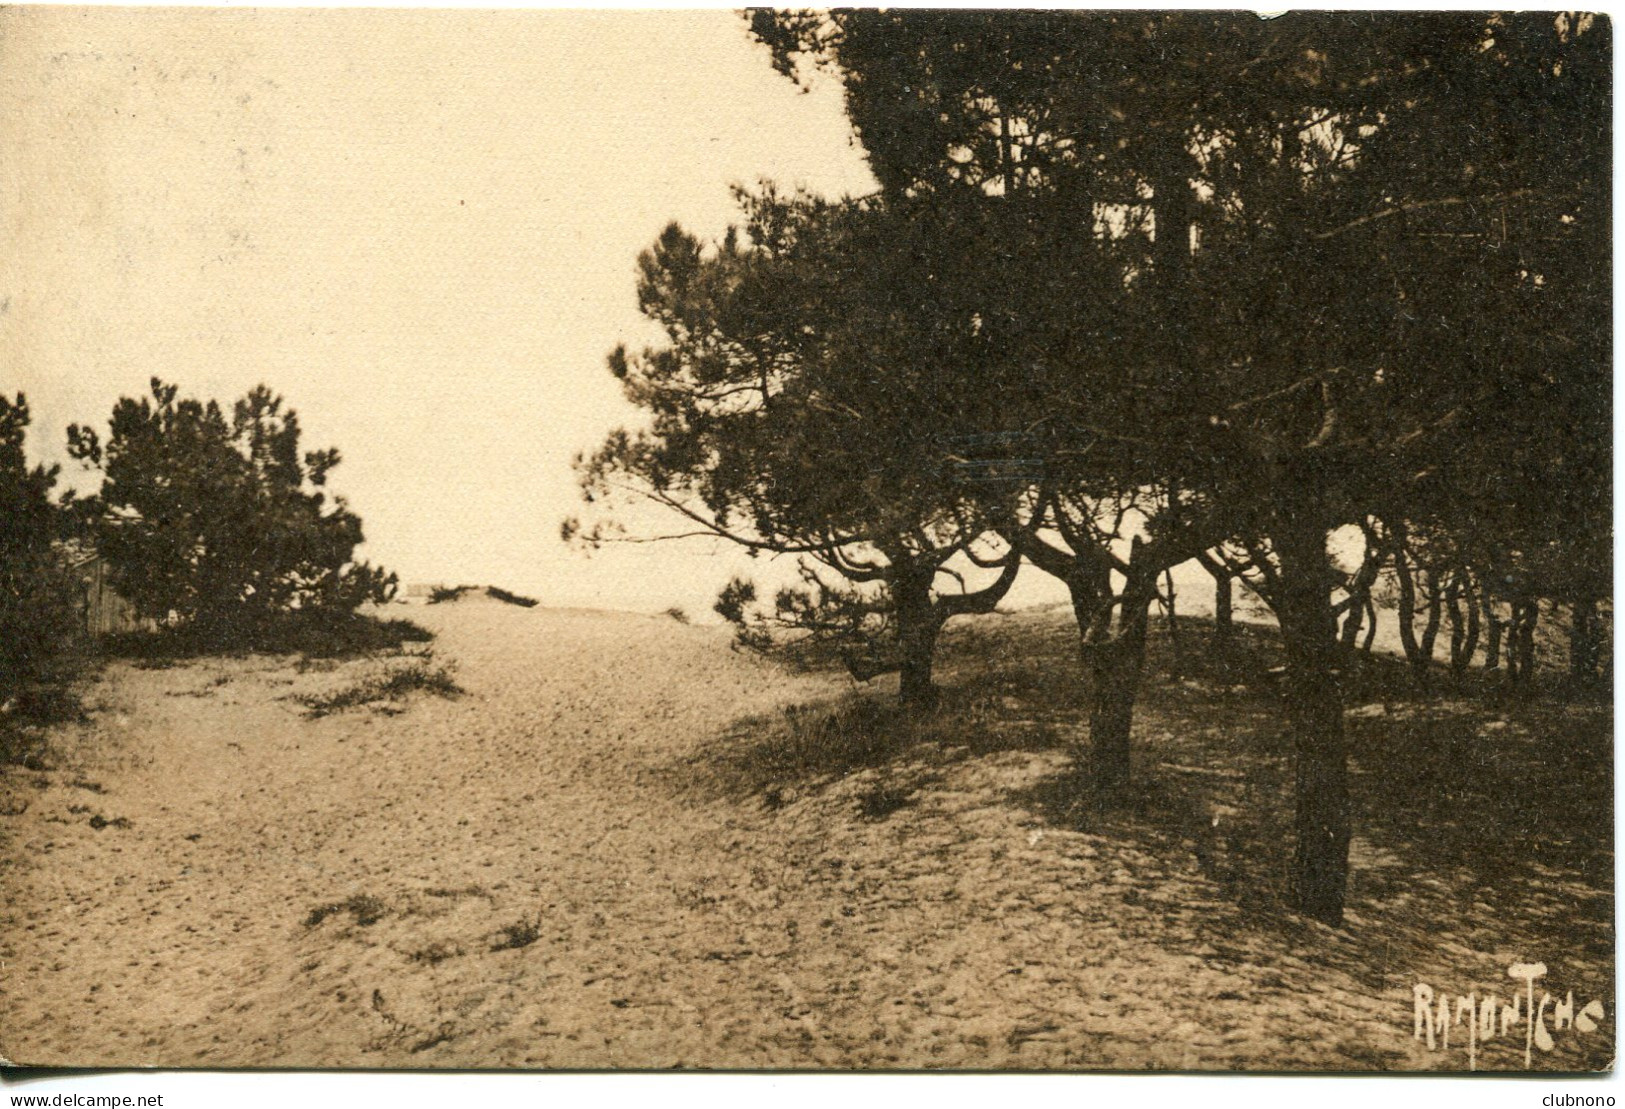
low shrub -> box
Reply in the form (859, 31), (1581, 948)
(486, 586), (540, 608)
(106, 610), (433, 662)
(491, 917), (541, 951)
(305, 893), (388, 928)
(295, 658), (464, 719)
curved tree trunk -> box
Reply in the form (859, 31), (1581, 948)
(1088, 575), (1116, 643)
(1391, 533), (1427, 689)
(1196, 551), (1233, 648)
(1445, 570), (1465, 674)
(1213, 566), (1234, 641)
(1088, 564), (1154, 793)
(1162, 568), (1182, 677)
(1272, 504), (1350, 927)
(1069, 580), (1097, 654)
(1462, 585), (1481, 676)
(888, 551), (1022, 710)
(1337, 525), (1383, 652)
(1483, 595), (1505, 672)
(1000, 509), (1200, 800)
(1418, 568), (1444, 670)
(1339, 597), (1364, 651)
(1071, 559), (1115, 646)
(891, 564), (945, 709)
(1510, 599), (1540, 687)
(896, 615), (944, 709)
(1505, 604), (1523, 682)
(1570, 598), (1601, 687)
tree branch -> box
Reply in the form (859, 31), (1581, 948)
(1311, 188), (1545, 242)
(937, 551), (1021, 617)
(610, 483), (848, 556)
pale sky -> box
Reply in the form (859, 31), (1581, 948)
(1, 7), (898, 613)
(3, 6), (1231, 618)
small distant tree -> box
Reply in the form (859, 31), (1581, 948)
(68, 379), (396, 637)
(0, 393), (82, 703)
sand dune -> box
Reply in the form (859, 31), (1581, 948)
(0, 604), (1608, 1070)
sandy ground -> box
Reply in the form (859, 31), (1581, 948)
(0, 599), (1611, 1070)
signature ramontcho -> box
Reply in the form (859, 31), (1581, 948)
(1414, 962), (1608, 1071)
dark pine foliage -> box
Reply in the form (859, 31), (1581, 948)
(0, 393), (83, 707)
(68, 379), (398, 641)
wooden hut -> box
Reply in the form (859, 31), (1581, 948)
(68, 552), (147, 637)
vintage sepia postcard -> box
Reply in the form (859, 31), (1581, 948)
(0, 6), (1612, 1081)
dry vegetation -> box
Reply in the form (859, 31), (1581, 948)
(294, 656), (463, 719)
(429, 585), (540, 608)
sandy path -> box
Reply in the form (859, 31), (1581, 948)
(1, 604), (843, 1067)
(0, 602), (1600, 1070)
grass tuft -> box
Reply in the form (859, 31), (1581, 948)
(425, 884), (488, 900)
(407, 941), (464, 966)
(296, 658), (464, 719)
(491, 917), (541, 951)
(856, 783), (914, 822)
(305, 893), (388, 928)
